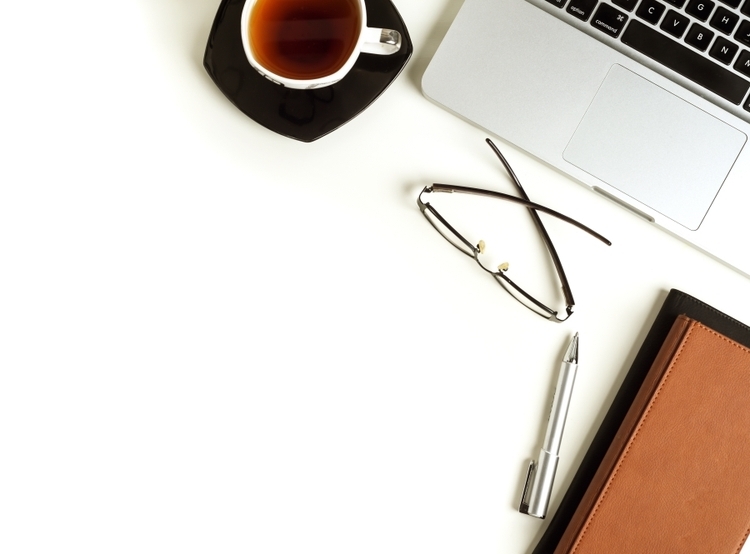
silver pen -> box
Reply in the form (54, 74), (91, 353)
(519, 333), (579, 519)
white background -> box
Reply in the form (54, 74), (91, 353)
(2, 1), (750, 553)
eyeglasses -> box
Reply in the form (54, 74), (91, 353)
(417, 139), (611, 321)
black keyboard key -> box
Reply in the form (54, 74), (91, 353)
(661, 9), (691, 36)
(567, 0), (599, 20)
(736, 19), (750, 45)
(735, 49), (750, 75)
(685, 22), (715, 49)
(720, 0), (742, 6)
(613, 0), (638, 11)
(665, 0), (687, 7)
(591, 3), (630, 35)
(621, 19), (750, 103)
(637, 0), (667, 22)
(686, 0), (716, 20)
(710, 35), (740, 62)
(545, 0), (568, 8)
(710, 6), (740, 33)
(742, 0), (750, 14)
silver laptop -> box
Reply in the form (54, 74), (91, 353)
(422, 0), (750, 277)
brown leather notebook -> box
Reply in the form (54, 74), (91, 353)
(553, 315), (750, 554)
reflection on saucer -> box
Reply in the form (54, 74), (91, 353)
(204, 0), (413, 142)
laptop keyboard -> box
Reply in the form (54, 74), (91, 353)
(539, 0), (750, 114)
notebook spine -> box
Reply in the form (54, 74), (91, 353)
(554, 315), (693, 553)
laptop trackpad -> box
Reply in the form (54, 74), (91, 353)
(563, 64), (746, 230)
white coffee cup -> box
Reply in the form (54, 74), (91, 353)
(240, 0), (402, 89)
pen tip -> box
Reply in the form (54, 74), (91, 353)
(565, 333), (579, 364)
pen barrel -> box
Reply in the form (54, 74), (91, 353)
(542, 361), (578, 455)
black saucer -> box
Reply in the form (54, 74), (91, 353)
(203, 0), (413, 142)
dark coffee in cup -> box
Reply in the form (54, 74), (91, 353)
(241, 0), (402, 89)
(249, 0), (361, 80)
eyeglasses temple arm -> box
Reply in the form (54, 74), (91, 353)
(484, 138), (576, 310)
(428, 184), (612, 246)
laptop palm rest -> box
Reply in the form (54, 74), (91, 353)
(563, 65), (746, 230)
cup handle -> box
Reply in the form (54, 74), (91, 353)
(360, 28), (402, 55)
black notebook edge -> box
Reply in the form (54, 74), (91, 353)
(532, 288), (750, 554)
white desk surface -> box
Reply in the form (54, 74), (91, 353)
(3, 1), (750, 552)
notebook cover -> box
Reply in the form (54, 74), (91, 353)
(533, 289), (750, 553)
(553, 315), (750, 553)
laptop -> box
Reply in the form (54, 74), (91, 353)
(422, 0), (750, 277)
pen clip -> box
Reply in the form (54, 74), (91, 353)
(518, 450), (559, 519)
(519, 460), (537, 516)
